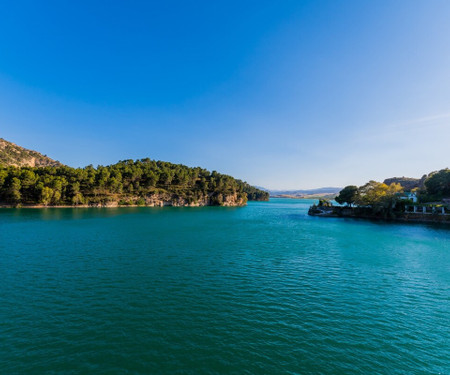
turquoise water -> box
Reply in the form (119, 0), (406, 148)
(1, 198), (449, 374)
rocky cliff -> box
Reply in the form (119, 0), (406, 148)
(118, 191), (246, 207)
(0, 138), (62, 167)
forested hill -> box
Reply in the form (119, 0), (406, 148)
(0, 141), (269, 207)
(0, 138), (62, 168)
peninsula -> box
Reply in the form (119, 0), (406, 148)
(309, 170), (450, 224)
(0, 138), (269, 207)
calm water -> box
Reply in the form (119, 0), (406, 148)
(1, 199), (449, 374)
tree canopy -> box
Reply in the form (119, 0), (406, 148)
(354, 181), (403, 210)
(422, 169), (450, 201)
(335, 185), (358, 206)
(0, 159), (268, 206)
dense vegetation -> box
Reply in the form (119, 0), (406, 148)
(239, 183), (269, 201)
(334, 185), (358, 206)
(0, 138), (62, 167)
(329, 168), (450, 218)
(418, 168), (450, 202)
(0, 159), (269, 206)
(334, 181), (403, 215)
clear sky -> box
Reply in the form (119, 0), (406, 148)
(1, 0), (450, 189)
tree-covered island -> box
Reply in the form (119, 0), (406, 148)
(0, 160), (269, 207)
(0, 139), (268, 207)
(309, 169), (450, 224)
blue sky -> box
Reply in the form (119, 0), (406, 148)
(1, 0), (450, 189)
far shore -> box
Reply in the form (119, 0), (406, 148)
(270, 194), (337, 200)
(1, 204), (145, 209)
(0, 203), (245, 209)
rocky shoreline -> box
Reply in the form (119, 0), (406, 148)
(0, 192), (247, 208)
(308, 205), (450, 225)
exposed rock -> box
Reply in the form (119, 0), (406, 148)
(383, 177), (422, 190)
(0, 138), (62, 167)
(75, 192), (247, 208)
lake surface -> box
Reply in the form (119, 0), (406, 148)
(1, 198), (449, 374)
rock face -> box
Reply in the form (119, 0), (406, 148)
(53, 192), (247, 208)
(124, 192), (246, 207)
(0, 138), (62, 167)
(383, 177), (424, 190)
(146, 193), (246, 207)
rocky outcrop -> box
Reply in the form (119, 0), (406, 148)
(140, 191), (246, 207)
(0, 138), (62, 167)
(383, 176), (425, 190)
(42, 192), (247, 208)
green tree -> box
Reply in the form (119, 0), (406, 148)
(318, 198), (332, 207)
(72, 192), (84, 205)
(423, 169), (450, 199)
(0, 169), (8, 190)
(8, 177), (22, 203)
(40, 186), (53, 205)
(20, 170), (36, 189)
(335, 185), (358, 206)
(355, 181), (403, 215)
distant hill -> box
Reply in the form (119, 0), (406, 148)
(383, 176), (426, 191)
(268, 187), (342, 197)
(0, 138), (62, 167)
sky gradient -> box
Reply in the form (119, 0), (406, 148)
(1, 0), (450, 189)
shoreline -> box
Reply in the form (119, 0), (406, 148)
(0, 202), (247, 209)
(308, 206), (450, 225)
(270, 195), (337, 200)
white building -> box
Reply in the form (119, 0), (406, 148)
(399, 192), (418, 203)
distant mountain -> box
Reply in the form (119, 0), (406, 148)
(268, 187), (342, 197)
(0, 138), (62, 167)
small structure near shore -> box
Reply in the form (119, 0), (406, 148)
(318, 170), (450, 224)
(404, 204), (450, 215)
(308, 200), (450, 224)
(398, 191), (418, 203)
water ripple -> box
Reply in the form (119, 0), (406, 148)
(0, 200), (449, 374)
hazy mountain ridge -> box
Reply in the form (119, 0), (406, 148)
(262, 187), (341, 198)
(0, 138), (62, 167)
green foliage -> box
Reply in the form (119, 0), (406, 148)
(136, 198), (146, 206)
(318, 199), (332, 207)
(40, 186), (53, 205)
(8, 177), (22, 203)
(237, 182), (269, 201)
(72, 192), (85, 205)
(335, 185), (358, 206)
(354, 181), (403, 216)
(0, 159), (266, 206)
(355, 181), (403, 206)
(420, 168), (450, 202)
